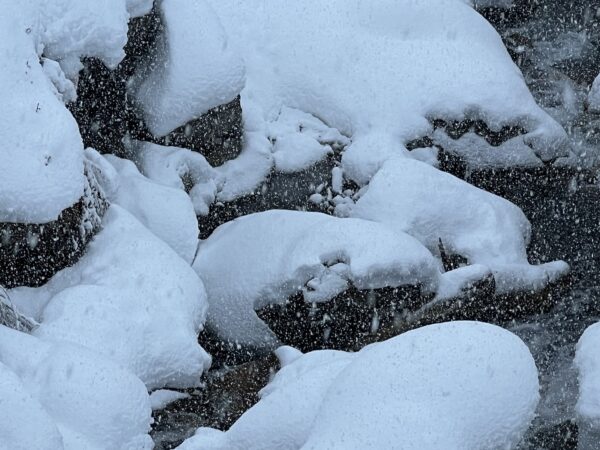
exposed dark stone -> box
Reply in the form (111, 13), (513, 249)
(198, 327), (269, 368)
(200, 155), (338, 239)
(69, 6), (243, 165)
(151, 354), (279, 449)
(0, 165), (107, 288)
(68, 7), (163, 156)
(475, 0), (539, 30)
(406, 118), (527, 151)
(0, 288), (37, 332)
(517, 420), (578, 450)
(257, 285), (433, 354)
(152, 97), (243, 167)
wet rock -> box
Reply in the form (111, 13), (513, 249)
(69, 6), (243, 165)
(151, 97), (243, 167)
(517, 420), (578, 450)
(151, 354), (279, 449)
(200, 155), (338, 239)
(0, 288), (37, 332)
(68, 7), (163, 156)
(0, 163), (107, 288)
(257, 285), (431, 354)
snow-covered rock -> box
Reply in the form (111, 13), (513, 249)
(0, 0), (153, 223)
(575, 322), (600, 448)
(193, 210), (440, 348)
(178, 321), (539, 450)
(206, 0), (567, 189)
(0, 9), (83, 223)
(0, 326), (153, 449)
(10, 205), (210, 390)
(89, 151), (200, 263)
(588, 74), (600, 113)
(268, 107), (350, 174)
(132, 141), (221, 216)
(431, 130), (544, 170)
(150, 389), (191, 411)
(348, 158), (570, 294)
(133, 0), (244, 136)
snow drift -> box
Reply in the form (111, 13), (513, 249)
(178, 321), (539, 450)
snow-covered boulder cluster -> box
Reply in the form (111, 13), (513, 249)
(194, 210), (440, 348)
(178, 322), (540, 450)
(1, 0), (580, 447)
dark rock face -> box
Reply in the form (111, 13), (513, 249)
(257, 285), (431, 354)
(152, 97), (243, 167)
(200, 155), (340, 239)
(406, 118), (527, 150)
(68, 8), (163, 156)
(0, 164), (107, 288)
(0, 288), (37, 332)
(68, 6), (243, 166)
(151, 354), (279, 450)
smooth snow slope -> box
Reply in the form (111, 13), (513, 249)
(0, 326), (153, 450)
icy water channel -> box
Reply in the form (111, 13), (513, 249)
(501, 170), (600, 449)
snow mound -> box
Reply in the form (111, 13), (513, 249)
(268, 107), (350, 174)
(0, 0), (150, 223)
(575, 322), (600, 445)
(193, 210), (440, 348)
(589, 74), (600, 113)
(206, 0), (567, 185)
(89, 151), (200, 263)
(0, 8), (83, 223)
(133, 141), (221, 216)
(178, 321), (539, 450)
(349, 158), (570, 294)
(12, 205), (210, 390)
(0, 326), (152, 449)
(133, 0), (245, 136)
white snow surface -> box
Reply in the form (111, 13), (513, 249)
(348, 158), (570, 294)
(0, 0), (151, 223)
(589, 74), (600, 113)
(133, 0), (244, 136)
(0, 326), (153, 450)
(575, 322), (600, 423)
(206, 0), (567, 187)
(10, 205), (210, 390)
(90, 151), (200, 263)
(132, 141), (221, 216)
(193, 209), (440, 348)
(178, 321), (539, 450)
(575, 322), (600, 447)
(150, 389), (191, 411)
